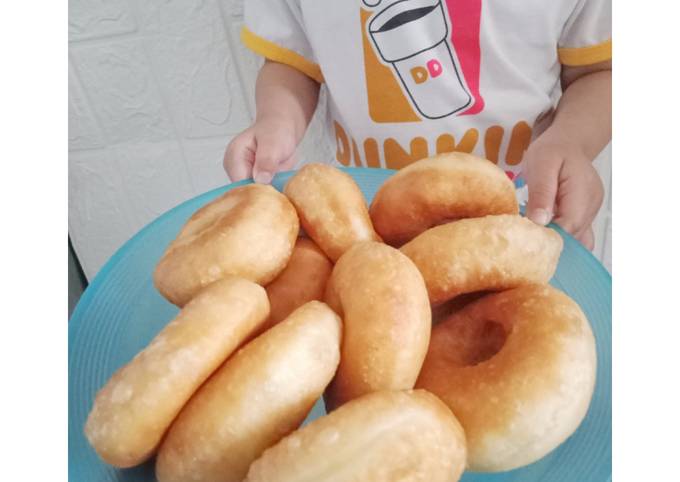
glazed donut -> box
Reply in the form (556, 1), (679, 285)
(264, 237), (333, 332)
(84, 277), (269, 468)
(370, 152), (519, 246)
(284, 163), (381, 262)
(416, 284), (596, 472)
(400, 214), (563, 305)
(154, 184), (299, 306)
(245, 390), (467, 482)
(155, 301), (342, 482)
(323, 241), (431, 410)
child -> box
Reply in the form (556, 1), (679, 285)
(223, 0), (611, 250)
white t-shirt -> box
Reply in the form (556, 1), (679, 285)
(242, 0), (611, 184)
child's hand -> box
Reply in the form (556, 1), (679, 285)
(524, 131), (604, 250)
(223, 119), (298, 184)
(222, 60), (321, 184)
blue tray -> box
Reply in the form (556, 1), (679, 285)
(69, 168), (612, 482)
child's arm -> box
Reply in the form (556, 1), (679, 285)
(525, 60), (612, 249)
(223, 60), (320, 183)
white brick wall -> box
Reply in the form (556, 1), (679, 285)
(592, 143), (612, 272)
(68, 0), (611, 280)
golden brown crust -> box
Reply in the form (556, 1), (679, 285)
(416, 284), (596, 471)
(264, 238), (333, 332)
(284, 163), (381, 262)
(400, 215), (563, 304)
(155, 301), (342, 482)
(84, 277), (270, 468)
(431, 291), (493, 325)
(323, 242), (431, 411)
(245, 390), (467, 482)
(154, 184), (299, 306)
(370, 153), (519, 246)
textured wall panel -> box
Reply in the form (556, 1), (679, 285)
(603, 217), (612, 272)
(69, 0), (137, 41)
(114, 140), (195, 232)
(592, 143), (612, 270)
(135, 0), (251, 139)
(68, 62), (105, 150)
(71, 40), (175, 144)
(184, 138), (236, 195)
(69, 149), (136, 280)
(225, 18), (262, 118)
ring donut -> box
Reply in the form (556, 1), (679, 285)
(370, 152), (519, 246)
(155, 301), (342, 482)
(323, 241), (431, 410)
(154, 184), (299, 306)
(416, 284), (596, 471)
(264, 237), (333, 332)
(284, 163), (381, 262)
(245, 390), (467, 482)
(84, 277), (269, 468)
(400, 214), (563, 305)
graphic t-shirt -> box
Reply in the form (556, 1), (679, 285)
(242, 0), (611, 183)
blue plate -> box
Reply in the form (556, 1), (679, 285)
(69, 168), (612, 482)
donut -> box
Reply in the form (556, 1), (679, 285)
(245, 390), (467, 482)
(323, 241), (431, 410)
(283, 163), (381, 262)
(400, 214), (563, 305)
(154, 184), (299, 306)
(155, 301), (342, 482)
(84, 277), (269, 468)
(264, 237), (333, 332)
(431, 291), (493, 325)
(370, 152), (519, 246)
(416, 284), (596, 471)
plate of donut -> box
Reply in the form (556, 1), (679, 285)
(69, 154), (611, 482)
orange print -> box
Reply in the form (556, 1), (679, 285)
(335, 120), (533, 170)
(351, 138), (362, 167)
(505, 121), (532, 165)
(384, 137), (429, 169)
(410, 66), (428, 85)
(436, 129), (478, 154)
(360, 8), (421, 123)
(364, 138), (381, 168)
(484, 125), (504, 164)
(436, 134), (456, 154)
(335, 121), (351, 166)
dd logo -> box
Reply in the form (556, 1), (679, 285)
(410, 59), (444, 84)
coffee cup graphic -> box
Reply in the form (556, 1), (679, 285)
(368, 0), (472, 119)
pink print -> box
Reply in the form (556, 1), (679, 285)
(427, 59), (443, 78)
(444, 0), (485, 115)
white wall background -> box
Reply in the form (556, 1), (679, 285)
(68, 0), (611, 280)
